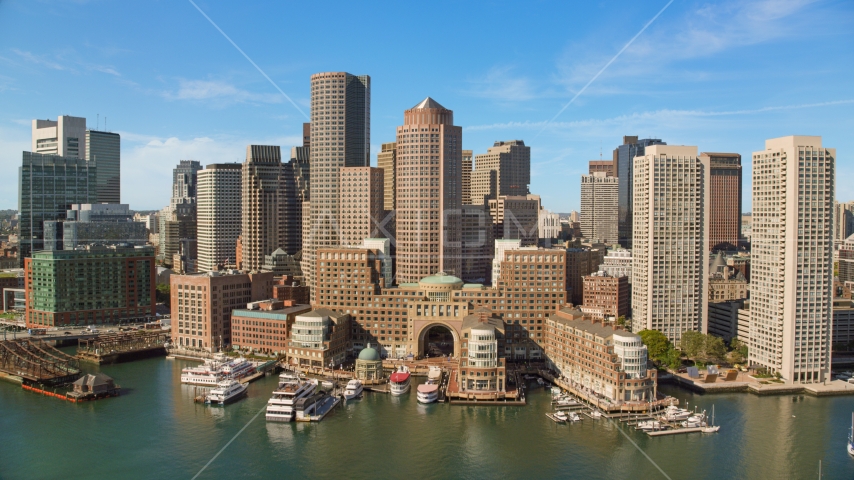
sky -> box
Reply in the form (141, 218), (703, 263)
(0, 0), (852, 213)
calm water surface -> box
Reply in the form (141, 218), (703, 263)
(1, 353), (853, 479)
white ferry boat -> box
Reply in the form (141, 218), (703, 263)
(343, 379), (363, 400)
(416, 383), (439, 404)
(266, 375), (316, 422)
(180, 355), (255, 385)
(205, 379), (248, 405)
(427, 366), (442, 384)
(389, 366), (411, 396)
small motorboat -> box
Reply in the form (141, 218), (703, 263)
(343, 379), (363, 400)
(590, 410), (603, 419)
(568, 412), (581, 422)
(553, 411), (569, 422)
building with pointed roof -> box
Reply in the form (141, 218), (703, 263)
(395, 97), (463, 283)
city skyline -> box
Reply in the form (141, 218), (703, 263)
(0, 1), (851, 212)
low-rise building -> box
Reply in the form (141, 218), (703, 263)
(708, 253), (749, 302)
(737, 300), (750, 344)
(287, 308), (350, 369)
(231, 300), (311, 355)
(545, 307), (656, 403)
(170, 270), (275, 351)
(272, 275), (310, 306)
(832, 298), (854, 351)
(598, 248), (632, 282)
(708, 299), (745, 342)
(355, 344), (384, 381)
(24, 245), (155, 328)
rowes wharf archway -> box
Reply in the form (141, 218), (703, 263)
(408, 272), (466, 359)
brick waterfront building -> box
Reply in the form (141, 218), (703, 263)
(582, 271), (629, 319)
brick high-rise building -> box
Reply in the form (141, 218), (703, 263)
(197, 163), (242, 272)
(241, 145), (285, 271)
(580, 171), (619, 243)
(338, 166), (386, 246)
(471, 140), (530, 206)
(749, 136), (834, 383)
(702, 152), (742, 251)
(395, 97), (462, 283)
(377, 142), (397, 211)
(631, 145), (709, 342)
(302, 72), (371, 292)
(582, 271), (629, 319)
(566, 248), (606, 306)
(170, 270), (275, 351)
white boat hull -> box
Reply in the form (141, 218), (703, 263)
(417, 392), (438, 404)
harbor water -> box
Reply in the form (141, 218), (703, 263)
(1, 354), (853, 479)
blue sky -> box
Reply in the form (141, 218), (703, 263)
(0, 0), (852, 212)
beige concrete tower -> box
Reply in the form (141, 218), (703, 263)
(471, 140), (530, 205)
(377, 142), (397, 211)
(241, 145), (284, 271)
(338, 166), (385, 246)
(631, 145), (709, 343)
(302, 72), (371, 291)
(197, 163), (241, 272)
(580, 172), (619, 243)
(749, 136), (834, 383)
(395, 97), (462, 283)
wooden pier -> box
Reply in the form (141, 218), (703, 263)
(77, 331), (169, 364)
(0, 338), (81, 386)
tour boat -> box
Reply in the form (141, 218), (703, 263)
(266, 375), (317, 422)
(343, 379), (363, 400)
(180, 355), (255, 385)
(417, 383), (439, 404)
(848, 413), (854, 456)
(205, 379), (247, 405)
(389, 366), (411, 396)
(427, 366), (443, 384)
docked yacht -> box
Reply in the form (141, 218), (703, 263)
(848, 413), (854, 456)
(266, 375), (316, 422)
(568, 412), (581, 422)
(553, 411), (569, 422)
(343, 379), (363, 400)
(638, 420), (668, 432)
(205, 379), (248, 405)
(417, 383), (439, 404)
(662, 405), (693, 422)
(181, 357), (225, 385)
(427, 366), (443, 384)
(219, 356), (255, 380)
(389, 366), (411, 396)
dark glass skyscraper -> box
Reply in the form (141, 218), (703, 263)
(86, 130), (121, 204)
(613, 136), (665, 248)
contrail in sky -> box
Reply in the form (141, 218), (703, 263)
(188, 0), (309, 119)
(537, 0), (676, 136)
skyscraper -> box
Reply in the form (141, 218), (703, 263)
(613, 136), (666, 248)
(631, 145), (709, 343)
(461, 149), (473, 205)
(471, 140), (530, 205)
(580, 172), (619, 243)
(702, 152), (742, 251)
(588, 160), (615, 177)
(86, 130), (121, 204)
(282, 146), (310, 256)
(749, 136), (834, 383)
(338, 166), (386, 246)
(241, 145), (285, 271)
(171, 160), (203, 209)
(31, 115), (86, 158)
(18, 152), (96, 265)
(197, 163), (242, 272)
(395, 97), (462, 283)
(377, 142), (397, 211)
(302, 72), (371, 291)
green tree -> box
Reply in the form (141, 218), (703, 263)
(728, 338), (748, 364)
(680, 331), (705, 360)
(664, 347), (682, 370)
(156, 283), (171, 306)
(705, 335), (727, 364)
(639, 329), (671, 361)
(616, 315), (627, 327)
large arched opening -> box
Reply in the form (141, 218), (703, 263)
(417, 323), (459, 359)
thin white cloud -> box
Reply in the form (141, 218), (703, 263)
(162, 79), (283, 106)
(468, 99), (854, 131)
(12, 48), (67, 71)
(465, 66), (539, 102)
